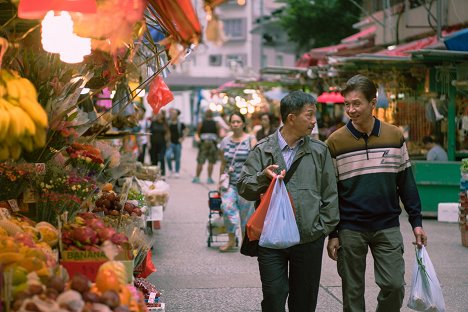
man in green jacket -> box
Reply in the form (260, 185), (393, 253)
(237, 91), (339, 312)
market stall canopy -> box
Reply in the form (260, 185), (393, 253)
(316, 92), (344, 103)
(296, 38), (374, 67)
(444, 28), (468, 52)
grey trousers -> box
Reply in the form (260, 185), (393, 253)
(337, 227), (405, 312)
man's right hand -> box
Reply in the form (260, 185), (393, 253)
(263, 164), (285, 180)
(327, 238), (340, 261)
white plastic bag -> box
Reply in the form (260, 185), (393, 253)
(407, 246), (446, 312)
(259, 178), (300, 249)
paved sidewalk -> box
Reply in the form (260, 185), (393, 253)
(148, 138), (468, 312)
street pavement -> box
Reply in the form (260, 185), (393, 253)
(148, 139), (468, 312)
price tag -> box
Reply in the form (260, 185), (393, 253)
(0, 207), (11, 219)
(34, 163), (46, 175)
(148, 292), (157, 304)
(7, 199), (19, 212)
(23, 187), (37, 204)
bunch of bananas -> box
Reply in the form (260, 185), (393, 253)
(0, 70), (48, 160)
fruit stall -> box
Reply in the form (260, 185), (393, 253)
(0, 0), (205, 311)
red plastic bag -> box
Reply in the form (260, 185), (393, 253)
(246, 177), (277, 241)
(135, 250), (157, 278)
(147, 75), (174, 114)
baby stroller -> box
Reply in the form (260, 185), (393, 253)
(206, 191), (239, 247)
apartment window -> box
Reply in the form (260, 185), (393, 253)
(275, 55), (283, 67)
(209, 54), (222, 66)
(223, 19), (246, 40)
(226, 54), (246, 68)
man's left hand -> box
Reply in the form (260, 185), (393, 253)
(413, 226), (427, 248)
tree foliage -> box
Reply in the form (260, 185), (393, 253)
(278, 0), (363, 54)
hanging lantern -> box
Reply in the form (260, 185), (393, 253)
(18, 0), (97, 19)
(18, 0), (54, 19)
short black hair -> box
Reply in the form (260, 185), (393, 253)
(280, 91), (316, 123)
(341, 74), (377, 102)
(229, 112), (247, 131)
(423, 136), (435, 144)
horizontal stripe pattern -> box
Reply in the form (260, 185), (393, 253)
(335, 146), (411, 181)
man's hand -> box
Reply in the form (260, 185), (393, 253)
(327, 238), (340, 261)
(263, 164), (285, 180)
(413, 226), (427, 248)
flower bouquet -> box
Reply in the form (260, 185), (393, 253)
(0, 162), (31, 201)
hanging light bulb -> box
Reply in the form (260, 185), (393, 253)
(41, 11), (74, 53)
(60, 34), (91, 63)
(237, 0), (246, 6)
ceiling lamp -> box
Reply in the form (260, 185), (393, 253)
(18, 0), (97, 19)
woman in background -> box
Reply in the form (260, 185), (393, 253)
(149, 111), (170, 177)
(255, 112), (276, 141)
(218, 112), (256, 252)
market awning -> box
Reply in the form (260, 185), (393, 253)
(342, 26), (377, 43)
(374, 36), (439, 57)
(316, 92), (344, 103)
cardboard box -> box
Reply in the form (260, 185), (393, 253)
(60, 249), (133, 282)
(437, 203), (459, 222)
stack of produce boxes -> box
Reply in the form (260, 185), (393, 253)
(459, 159), (468, 247)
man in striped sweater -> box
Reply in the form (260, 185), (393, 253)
(326, 75), (427, 312)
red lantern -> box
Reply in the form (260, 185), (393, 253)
(18, 0), (97, 19)
(18, 0), (54, 19)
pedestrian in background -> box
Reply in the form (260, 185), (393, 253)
(137, 107), (149, 163)
(218, 112), (256, 252)
(166, 108), (187, 178)
(255, 112), (277, 141)
(326, 74), (427, 312)
(422, 135), (448, 161)
(237, 91), (339, 312)
(193, 110), (220, 184)
(149, 111), (170, 177)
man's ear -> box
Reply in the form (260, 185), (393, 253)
(371, 98), (377, 108)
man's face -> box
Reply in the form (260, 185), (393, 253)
(290, 104), (316, 136)
(344, 90), (375, 126)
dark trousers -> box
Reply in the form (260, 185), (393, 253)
(150, 144), (166, 176)
(138, 143), (147, 163)
(337, 227), (405, 312)
(257, 236), (325, 312)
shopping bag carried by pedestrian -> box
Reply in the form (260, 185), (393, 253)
(240, 157), (303, 257)
(245, 176), (276, 241)
(259, 178), (300, 249)
(407, 246), (446, 312)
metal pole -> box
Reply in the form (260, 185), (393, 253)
(436, 0), (443, 40)
(259, 0), (264, 69)
(448, 80), (456, 161)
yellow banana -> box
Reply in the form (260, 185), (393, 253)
(21, 135), (34, 152)
(0, 101), (10, 141)
(0, 145), (9, 160)
(17, 97), (48, 128)
(18, 78), (38, 101)
(7, 105), (27, 139)
(9, 144), (21, 160)
(16, 107), (36, 136)
(34, 127), (47, 148)
(5, 77), (21, 101)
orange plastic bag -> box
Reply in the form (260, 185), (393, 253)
(147, 75), (174, 114)
(246, 177), (277, 241)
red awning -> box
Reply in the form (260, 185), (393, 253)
(316, 92), (344, 103)
(374, 36), (438, 57)
(374, 29), (458, 57)
(342, 26), (377, 43)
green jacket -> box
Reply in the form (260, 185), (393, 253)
(237, 133), (339, 244)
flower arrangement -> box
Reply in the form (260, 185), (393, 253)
(65, 142), (106, 176)
(31, 161), (98, 224)
(0, 162), (32, 201)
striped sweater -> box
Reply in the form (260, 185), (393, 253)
(326, 118), (422, 235)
